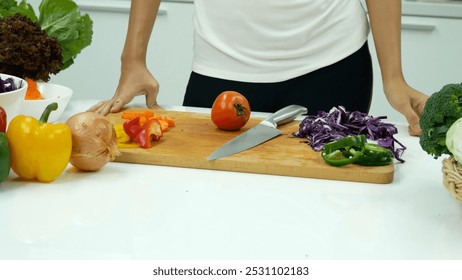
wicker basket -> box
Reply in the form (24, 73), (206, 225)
(442, 156), (462, 202)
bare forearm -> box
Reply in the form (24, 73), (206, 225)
(366, 0), (404, 88)
(121, 0), (161, 65)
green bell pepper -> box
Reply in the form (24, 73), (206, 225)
(0, 132), (10, 183)
(322, 134), (394, 167)
(343, 143), (394, 166)
(322, 135), (366, 167)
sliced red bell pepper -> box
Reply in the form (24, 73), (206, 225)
(122, 116), (142, 139)
(134, 118), (163, 148)
(122, 116), (163, 148)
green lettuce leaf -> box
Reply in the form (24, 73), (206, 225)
(0, 0), (37, 21)
(38, 0), (93, 70)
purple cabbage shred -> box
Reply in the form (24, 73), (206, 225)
(0, 77), (20, 93)
(293, 106), (406, 163)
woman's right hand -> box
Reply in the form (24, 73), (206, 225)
(88, 64), (160, 116)
(384, 79), (428, 136)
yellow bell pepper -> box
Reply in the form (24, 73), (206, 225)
(114, 124), (139, 148)
(6, 102), (72, 183)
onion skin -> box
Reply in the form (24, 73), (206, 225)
(66, 112), (120, 171)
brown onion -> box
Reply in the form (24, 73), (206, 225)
(66, 112), (120, 171)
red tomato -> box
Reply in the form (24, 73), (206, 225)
(211, 91), (251, 131)
(0, 106), (6, 133)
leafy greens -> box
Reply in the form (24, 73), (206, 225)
(0, 0), (93, 71)
(38, 0), (93, 70)
(0, 0), (37, 21)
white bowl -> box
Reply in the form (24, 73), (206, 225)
(20, 83), (73, 123)
(0, 73), (27, 126)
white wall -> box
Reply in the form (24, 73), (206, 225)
(23, 0), (194, 107)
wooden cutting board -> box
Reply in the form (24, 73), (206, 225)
(107, 108), (394, 184)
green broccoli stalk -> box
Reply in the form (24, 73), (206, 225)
(419, 83), (462, 159)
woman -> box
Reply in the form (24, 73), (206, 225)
(89, 0), (428, 136)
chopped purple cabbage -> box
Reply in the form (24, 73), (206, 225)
(293, 106), (407, 163)
(0, 77), (21, 93)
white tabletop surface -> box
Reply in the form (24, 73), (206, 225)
(0, 100), (461, 260)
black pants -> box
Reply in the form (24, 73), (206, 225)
(183, 42), (373, 114)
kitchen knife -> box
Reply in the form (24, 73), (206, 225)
(208, 104), (307, 160)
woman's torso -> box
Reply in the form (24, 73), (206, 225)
(191, 0), (369, 83)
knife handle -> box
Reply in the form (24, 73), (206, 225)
(263, 105), (308, 127)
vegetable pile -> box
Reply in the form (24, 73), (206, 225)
(0, 0), (93, 81)
(114, 110), (175, 149)
(1, 103), (122, 183)
(293, 106), (406, 163)
(419, 83), (462, 159)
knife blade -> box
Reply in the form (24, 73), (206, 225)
(207, 104), (308, 160)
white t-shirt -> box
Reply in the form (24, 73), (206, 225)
(192, 0), (369, 83)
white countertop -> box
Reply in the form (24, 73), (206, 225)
(0, 100), (461, 260)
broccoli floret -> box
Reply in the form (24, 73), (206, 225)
(419, 83), (462, 159)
